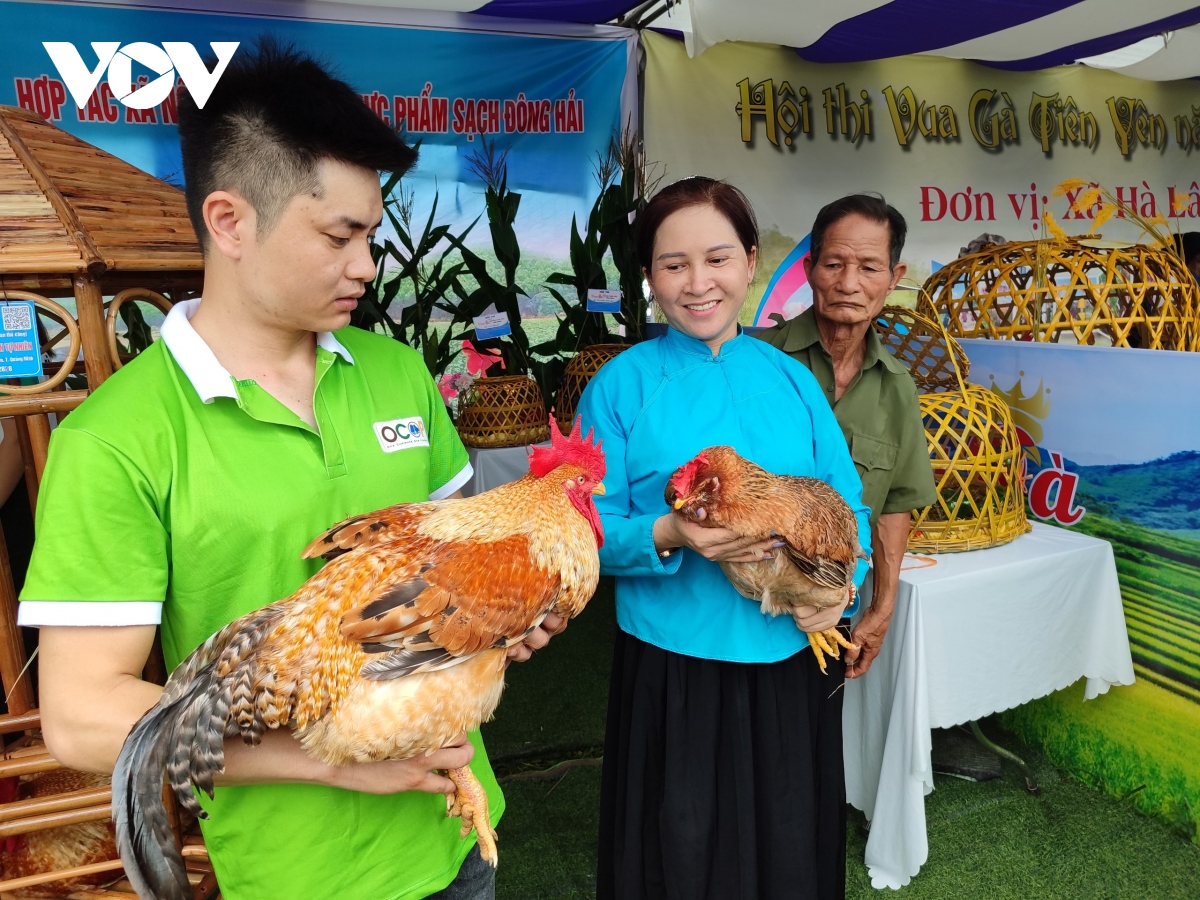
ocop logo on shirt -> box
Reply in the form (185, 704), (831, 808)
(374, 416), (429, 453)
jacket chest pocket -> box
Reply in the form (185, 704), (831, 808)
(850, 432), (898, 522)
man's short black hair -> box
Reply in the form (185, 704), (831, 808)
(810, 193), (906, 269)
(177, 37), (417, 251)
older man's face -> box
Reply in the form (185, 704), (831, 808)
(804, 213), (906, 328)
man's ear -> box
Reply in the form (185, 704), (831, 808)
(888, 261), (908, 293)
(203, 190), (255, 262)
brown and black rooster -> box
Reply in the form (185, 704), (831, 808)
(113, 418), (606, 900)
(665, 445), (866, 672)
(0, 769), (117, 897)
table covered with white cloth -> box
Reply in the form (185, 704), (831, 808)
(843, 522), (1134, 890)
(462, 444), (543, 497)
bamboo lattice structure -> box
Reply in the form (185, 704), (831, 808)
(907, 385), (1030, 553)
(872, 305), (970, 390)
(106, 289), (173, 370)
(877, 300), (1030, 552)
(922, 238), (1199, 350)
(0, 106), (208, 896)
(455, 375), (550, 448)
(554, 343), (626, 434)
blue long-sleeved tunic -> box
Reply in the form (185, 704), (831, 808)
(576, 327), (872, 664)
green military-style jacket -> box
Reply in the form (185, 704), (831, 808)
(757, 307), (936, 528)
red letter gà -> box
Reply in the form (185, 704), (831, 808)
(1028, 453), (1085, 526)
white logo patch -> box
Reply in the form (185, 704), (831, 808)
(374, 416), (429, 453)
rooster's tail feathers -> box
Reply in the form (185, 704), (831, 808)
(113, 606), (286, 900)
(113, 672), (211, 900)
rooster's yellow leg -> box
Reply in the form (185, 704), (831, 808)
(827, 628), (859, 654)
(446, 764), (499, 867)
(812, 629), (836, 658)
(807, 629), (860, 674)
(808, 632), (828, 673)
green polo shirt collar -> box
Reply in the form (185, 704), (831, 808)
(159, 298), (355, 406)
(773, 306), (907, 377)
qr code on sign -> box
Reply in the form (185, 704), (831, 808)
(1, 305), (32, 332)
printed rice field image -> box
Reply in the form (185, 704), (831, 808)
(959, 340), (1200, 847)
(1002, 514), (1200, 844)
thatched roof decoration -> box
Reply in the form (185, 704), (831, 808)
(0, 105), (201, 277)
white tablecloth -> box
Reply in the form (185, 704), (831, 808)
(463, 444), (542, 497)
(843, 523), (1134, 890)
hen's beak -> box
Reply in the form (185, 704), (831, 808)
(673, 498), (685, 509)
(592, 482), (606, 496)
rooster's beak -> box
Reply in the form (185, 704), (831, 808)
(673, 498), (684, 509)
(592, 482), (606, 496)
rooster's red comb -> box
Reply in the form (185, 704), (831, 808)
(530, 415), (606, 481)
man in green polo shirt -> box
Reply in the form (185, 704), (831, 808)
(18, 43), (557, 900)
(758, 194), (935, 679)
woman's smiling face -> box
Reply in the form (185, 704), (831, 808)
(646, 204), (757, 353)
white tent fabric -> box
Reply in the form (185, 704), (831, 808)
(676, 0), (890, 58)
(659, 0), (1200, 81)
(1083, 24), (1200, 81)
(1078, 34), (1172, 70)
(923, 0), (1195, 62)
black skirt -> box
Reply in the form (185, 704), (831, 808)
(596, 628), (847, 900)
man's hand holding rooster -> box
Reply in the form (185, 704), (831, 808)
(505, 612), (568, 664)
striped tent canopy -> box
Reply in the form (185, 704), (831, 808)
(398, 0), (1200, 80)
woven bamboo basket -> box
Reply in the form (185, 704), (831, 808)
(872, 305), (970, 390)
(923, 238), (1199, 350)
(455, 375), (550, 448)
(888, 295), (1030, 552)
(908, 385), (1030, 552)
(555, 343), (626, 434)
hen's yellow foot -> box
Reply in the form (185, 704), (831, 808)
(807, 628), (859, 674)
(447, 764), (499, 867)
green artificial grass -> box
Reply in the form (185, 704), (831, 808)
(845, 724), (1200, 899)
(494, 767), (604, 900)
(484, 580), (1200, 898)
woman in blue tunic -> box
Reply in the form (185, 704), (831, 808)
(578, 177), (872, 900)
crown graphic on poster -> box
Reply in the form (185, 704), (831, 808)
(987, 373), (1051, 445)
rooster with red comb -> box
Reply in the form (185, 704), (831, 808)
(112, 416), (605, 899)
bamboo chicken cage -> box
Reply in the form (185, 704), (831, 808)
(0, 105), (216, 898)
(907, 385), (1030, 553)
(554, 343), (626, 434)
(455, 374), (550, 448)
(873, 305), (1029, 553)
(872, 305), (970, 391)
(922, 238), (1199, 350)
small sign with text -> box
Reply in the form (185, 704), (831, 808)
(586, 288), (622, 313)
(0, 302), (42, 379)
(472, 306), (512, 340)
